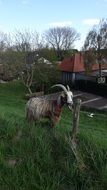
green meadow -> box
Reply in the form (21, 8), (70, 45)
(0, 81), (107, 190)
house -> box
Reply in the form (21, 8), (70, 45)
(59, 53), (107, 84)
(38, 57), (53, 66)
(26, 52), (53, 67)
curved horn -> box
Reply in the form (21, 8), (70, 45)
(51, 84), (68, 93)
(67, 85), (70, 91)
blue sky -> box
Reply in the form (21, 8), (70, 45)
(0, 0), (107, 49)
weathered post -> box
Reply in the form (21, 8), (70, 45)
(71, 98), (82, 147)
(65, 98), (85, 169)
(70, 98), (82, 162)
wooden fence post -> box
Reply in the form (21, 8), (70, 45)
(71, 98), (82, 152)
(65, 98), (85, 169)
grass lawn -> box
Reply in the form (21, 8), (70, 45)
(0, 81), (107, 190)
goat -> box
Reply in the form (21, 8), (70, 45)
(25, 84), (73, 127)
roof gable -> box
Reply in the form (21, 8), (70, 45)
(73, 53), (84, 72)
(59, 56), (75, 72)
(60, 53), (85, 72)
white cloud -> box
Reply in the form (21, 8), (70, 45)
(82, 19), (100, 26)
(49, 21), (72, 27)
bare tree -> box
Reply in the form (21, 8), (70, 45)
(14, 29), (42, 52)
(19, 52), (39, 94)
(83, 19), (107, 76)
(0, 32), (14, 80)
(44, 26), (79, 60)
(0, 32), (11, 52)
(82, 49), (96, 75)
(20, 63), (35, 94)
(12, 29), (44, 91)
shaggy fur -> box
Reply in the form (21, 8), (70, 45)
(26, 94), (65, 127)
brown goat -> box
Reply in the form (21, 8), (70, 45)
(26, 84), (73, 127)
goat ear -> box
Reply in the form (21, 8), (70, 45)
(61, 92), (65, 97)
(61, 95), (66, 100)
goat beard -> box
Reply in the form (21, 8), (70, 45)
(68, 104), (73, 111)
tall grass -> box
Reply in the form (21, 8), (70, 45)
(0, 81), (107, 190)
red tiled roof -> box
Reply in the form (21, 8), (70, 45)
(59, 56), (75, 72)
(60, 53), (107, 72)
(60, 53), (85, 72)
(92, 63), (107, 70)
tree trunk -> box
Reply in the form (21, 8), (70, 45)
(98, 59), (102, 77)
(27, 87), (32, 95)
